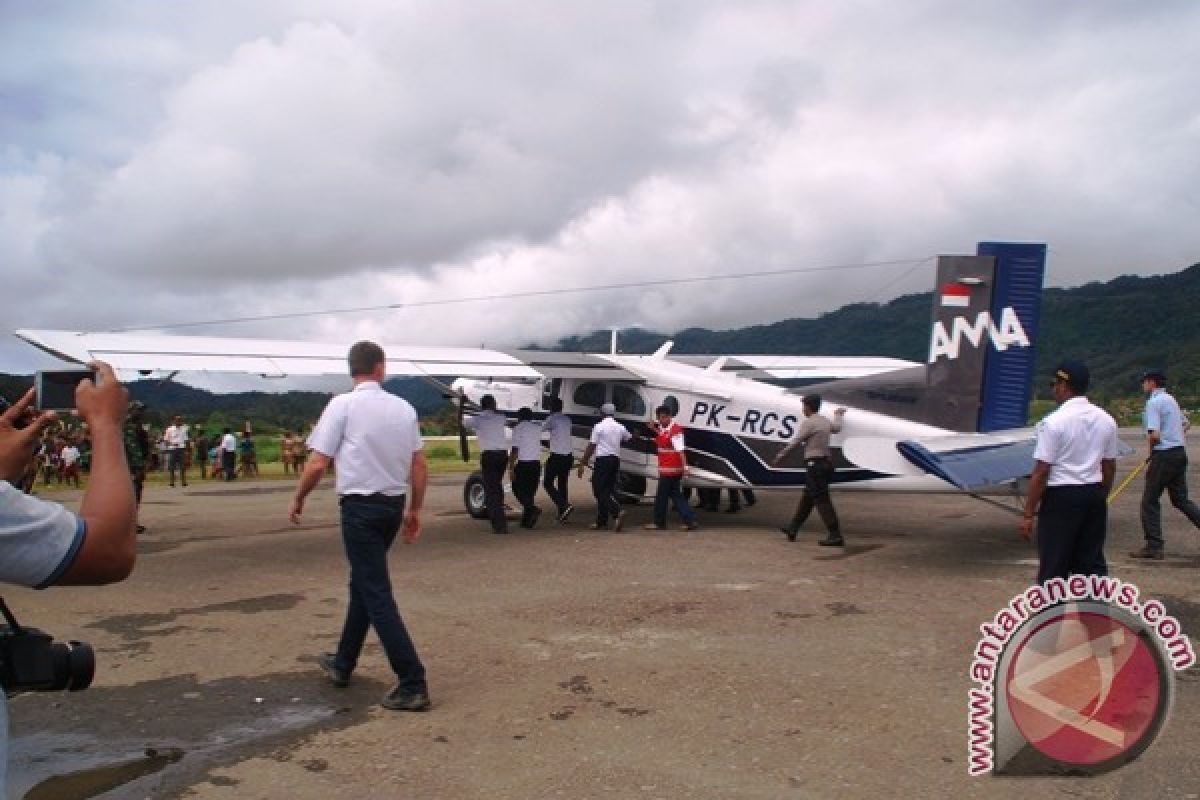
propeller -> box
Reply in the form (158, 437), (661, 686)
(457, 392), (470, 462)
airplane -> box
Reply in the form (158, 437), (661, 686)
(16, 240), (1051, 521)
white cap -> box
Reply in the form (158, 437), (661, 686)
(601, 403), (616, 416)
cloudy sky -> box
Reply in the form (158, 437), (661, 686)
(3, 1), (1199, 373)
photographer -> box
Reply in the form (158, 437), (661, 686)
(1, 362), (137, 792)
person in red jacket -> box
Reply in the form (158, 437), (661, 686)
(643, 405), (699, 531)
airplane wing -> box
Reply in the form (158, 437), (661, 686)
(15, 329), (541, 380)
(672, 355), (919, 381)
(842, 430), (1037, 490)
(844, 429), (1135, 491)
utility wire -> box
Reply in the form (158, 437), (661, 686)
(112, 256), (933, 332)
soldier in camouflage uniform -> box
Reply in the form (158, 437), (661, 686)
(124, 401), (151, 533)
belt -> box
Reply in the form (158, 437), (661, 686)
(339, 492), (406, 507)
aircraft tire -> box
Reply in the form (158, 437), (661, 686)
(463, 471), (489, 519)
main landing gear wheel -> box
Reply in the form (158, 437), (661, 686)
(463, 471), (489, 519)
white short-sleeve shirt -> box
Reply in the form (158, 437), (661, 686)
(465, 410), (509, 452)
(307, 382), (424, 496)
(542, 413), (573, 455)
(1033, 396), (1120, 486)
(590, 416), (631, 458)
(511, 421), (543, 462)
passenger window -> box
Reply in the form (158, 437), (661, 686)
(612, 385), (646, 417)
(573, 381), (606, 409)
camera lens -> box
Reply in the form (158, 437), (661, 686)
(61, 640), (95, 691)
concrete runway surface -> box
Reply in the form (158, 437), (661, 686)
(6, 435), (1200, 799)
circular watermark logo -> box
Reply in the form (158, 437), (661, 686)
(1003, 602), (1171, 771)
(967, 577), (1193, 776)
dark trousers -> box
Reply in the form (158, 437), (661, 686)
(787, 458), (840, 535)
(221, 450), (237, 481)
(333, 495), (426, 693)
(543, 453), (573, 514)
(1141, 447), (1200, 549)
(167, 448), (187, 485)
(1036, 483), (1108, 583)
(591, 455), (622, 526)
(480, 450), (508, 533)
(513, 460), (542, 526)
(653, 475), (696, 527)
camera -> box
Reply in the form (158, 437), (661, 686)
(0, 599), (94, 695)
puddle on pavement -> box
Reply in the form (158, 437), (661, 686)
(22, 747), (183, 800)
(7, 672), (365, 799)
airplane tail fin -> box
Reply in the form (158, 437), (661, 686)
(810, 241), (1047, 433)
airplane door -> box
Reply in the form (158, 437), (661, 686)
(611, 384), (653, 474)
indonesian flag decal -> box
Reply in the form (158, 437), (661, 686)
(940, 283), (971, 308)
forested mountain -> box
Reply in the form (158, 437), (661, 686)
(3, 260), (1197, 429)
(555, 261), (1200, 405)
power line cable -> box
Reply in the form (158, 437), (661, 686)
(112, 256), (933, 332)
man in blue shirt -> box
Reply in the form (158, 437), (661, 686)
(1130, 370), (1200, 559)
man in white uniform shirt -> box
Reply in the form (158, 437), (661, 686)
(1021, 360), (1119, 584)
(289, 341), (431, 712)
(464, 394), (510, 535)
(577, 403), (632, 531)
(508, 407), (544, 528)
(1, 363), (137, 790)
(541, 397), (574, 523)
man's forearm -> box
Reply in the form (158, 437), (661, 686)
(409, 453), (428, 513)
(66, 421), (136, 584)
(294, 456), (328, 504)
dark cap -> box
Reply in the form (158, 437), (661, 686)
(1140, 369), (1167, 385)
(1053, 360), (1090, 393)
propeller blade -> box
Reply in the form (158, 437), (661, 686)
(458, 393), (470, 462)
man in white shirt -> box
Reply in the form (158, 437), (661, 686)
(161, 415), (189, 487)
(1, 363), (137, 790)
(577, 403), (632, 531)
(289, 341), (431, 712)
(217, 428), (238, 481)
(1021, 360), (1119, 583)
(508, 407), (544, 528)
(541, 397), (574, 523)
(464, 394), (510, 535)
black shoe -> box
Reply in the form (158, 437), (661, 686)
(681, 521), (699, 531)
(781, 526), (797, 542)
(492, 527), (510, 535)
(318, 653), (349, 688)
(382, 686), (431, 711)
(1129, 546), (1164, 560)
(558, 504), (574, 524)
(725, 506), (740, 513)
(817, 535), (845, 547)
(136, 524), (147, 534)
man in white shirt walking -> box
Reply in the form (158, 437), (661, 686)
(577, 403), (632, 531)
(289, 341), (431, 712)
(509, 406), (543, 528)
(541, 397), (574, 523)
(464, 394), (510, 535)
